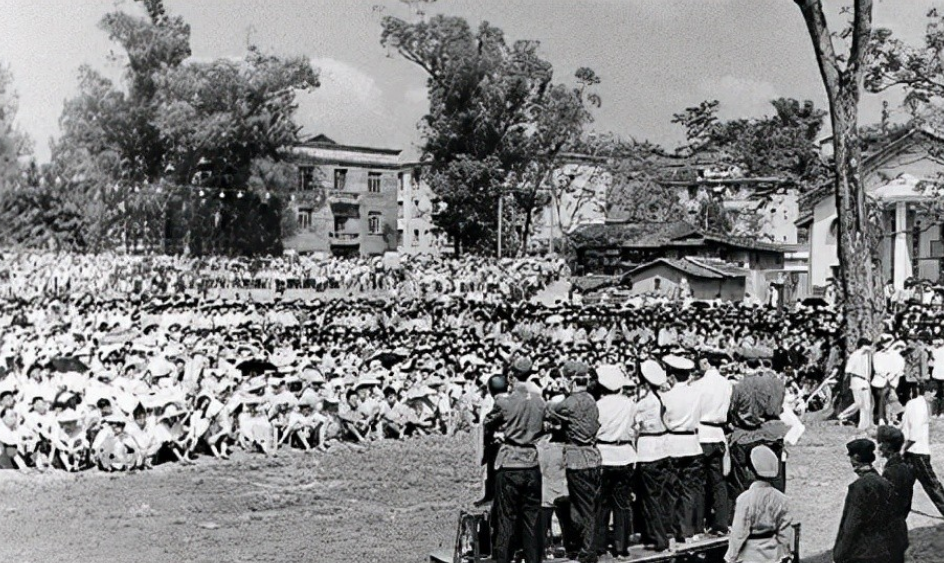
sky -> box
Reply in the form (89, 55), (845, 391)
(0, 0), (941, 164)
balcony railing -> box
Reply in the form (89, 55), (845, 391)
(328, 191), (360, 202)
(329, 232), (360, 245)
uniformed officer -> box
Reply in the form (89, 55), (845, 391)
(476, 373), (509, 506)
(690, 355), (733, 535)
(634, 359), (671, 553)
(483, 363), (546, 563)
(661, 354), (704, 544)
(545, 361), (601, 563)
(594, 364), (637, 558)
(725, 445), (794, 563)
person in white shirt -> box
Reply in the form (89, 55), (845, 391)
(840, 338), (873, 430)
(872, 336), (905, 425)
(634, 359), (671, 553)
(660, 354), (704, 544)
(930, 338), (944, 418)
(594, 364), (637, 558)
(690, 356), (733, 535)
(901, 380), (944, 517)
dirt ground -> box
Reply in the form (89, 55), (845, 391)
(1, 421), (944, 563)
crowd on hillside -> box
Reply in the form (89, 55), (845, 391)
(0, 251), (941, 474)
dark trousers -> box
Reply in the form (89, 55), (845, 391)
(728, 440), (785, 513)
(668, 455), (703, 540)
(596, 464), (634, 555)
(696, 442), (729, 534)
(635, 459), (670, 551)
(872, 386), (888, 422)
(493, 467), (543, 563)
(905, 452), (944, 517)
(567, 467), (602, 562)
(933, 380), (944, 417)
(542, 499), (575, 555)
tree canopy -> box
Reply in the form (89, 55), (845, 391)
(45, 0), (318, 254)
(671, 97), (829, 186)
(381, 14), (598, 256)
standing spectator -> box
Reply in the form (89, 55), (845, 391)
(876, 426), (914, 563)
(931, 336), (944, 417)
(901, 380), (944, 517)
(832, 438), (896, 563)
(841, 338), (874, 431)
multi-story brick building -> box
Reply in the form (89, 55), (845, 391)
(285, 135), (400, 257)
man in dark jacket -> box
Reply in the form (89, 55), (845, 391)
(483, 361), (546, 563)
(545, 362), (601, 563)
(833, 438), (897, 563)
(877, 426), (915, 563)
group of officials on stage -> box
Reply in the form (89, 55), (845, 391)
(481, 353), (792, 563)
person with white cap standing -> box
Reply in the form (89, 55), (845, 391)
(689, 354), (733, 536)
(724, 445), (794, 563)
(634, 359), (671, 553)
(593, 364), (637, 558)
(661, 353), (704, 544)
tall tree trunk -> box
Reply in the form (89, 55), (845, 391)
(794, 0), (882, 353)
(830, 95), (885, 350)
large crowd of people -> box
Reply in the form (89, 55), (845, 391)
(3, 251), (944, 562)
(0, 252), (566, 302)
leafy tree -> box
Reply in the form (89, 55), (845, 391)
(791, 0), (883, 350)
(600, 137), (687, 224)
(0, 64), (31, 193)
(672, 97), (829, 186)
(51, 0), (318, 255)
(381, 14), (597, 256)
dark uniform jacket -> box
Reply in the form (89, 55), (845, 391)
(882, 454), (916, 553)
(544, 390), (601, 470)
(833, 467), (897, 563)
(483, 385), (545, 469)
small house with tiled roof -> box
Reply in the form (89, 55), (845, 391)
(570, 220), (789, 302)
(628, 257), (750, 301)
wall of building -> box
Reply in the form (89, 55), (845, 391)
(629, 264), (745, 301)
(530, 162), (609, 251)
(285, 142), (400, 257)
(677, 186), (800, 245)
(397, 165), (448, 255)
(806, 137), (944, 293)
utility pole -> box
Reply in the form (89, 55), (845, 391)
(497, 193), (503, 258)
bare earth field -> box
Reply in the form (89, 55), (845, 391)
(2, 421), (944, 563)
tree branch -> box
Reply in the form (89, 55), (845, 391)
(794, 0), (843, 97)
(849, 0), (874, 76)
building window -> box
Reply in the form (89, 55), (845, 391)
(368, 212), (382, 235)
(334, 169), (347, 191)
(397, 201), (404, 219)
(368, 172), (382, 193)
(412, 229), (420, 246)
(397, 172), (405, 193)
(299, 167), (315, 191)
(297, 208), (312, 230)
(397, 229), (404, 247)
